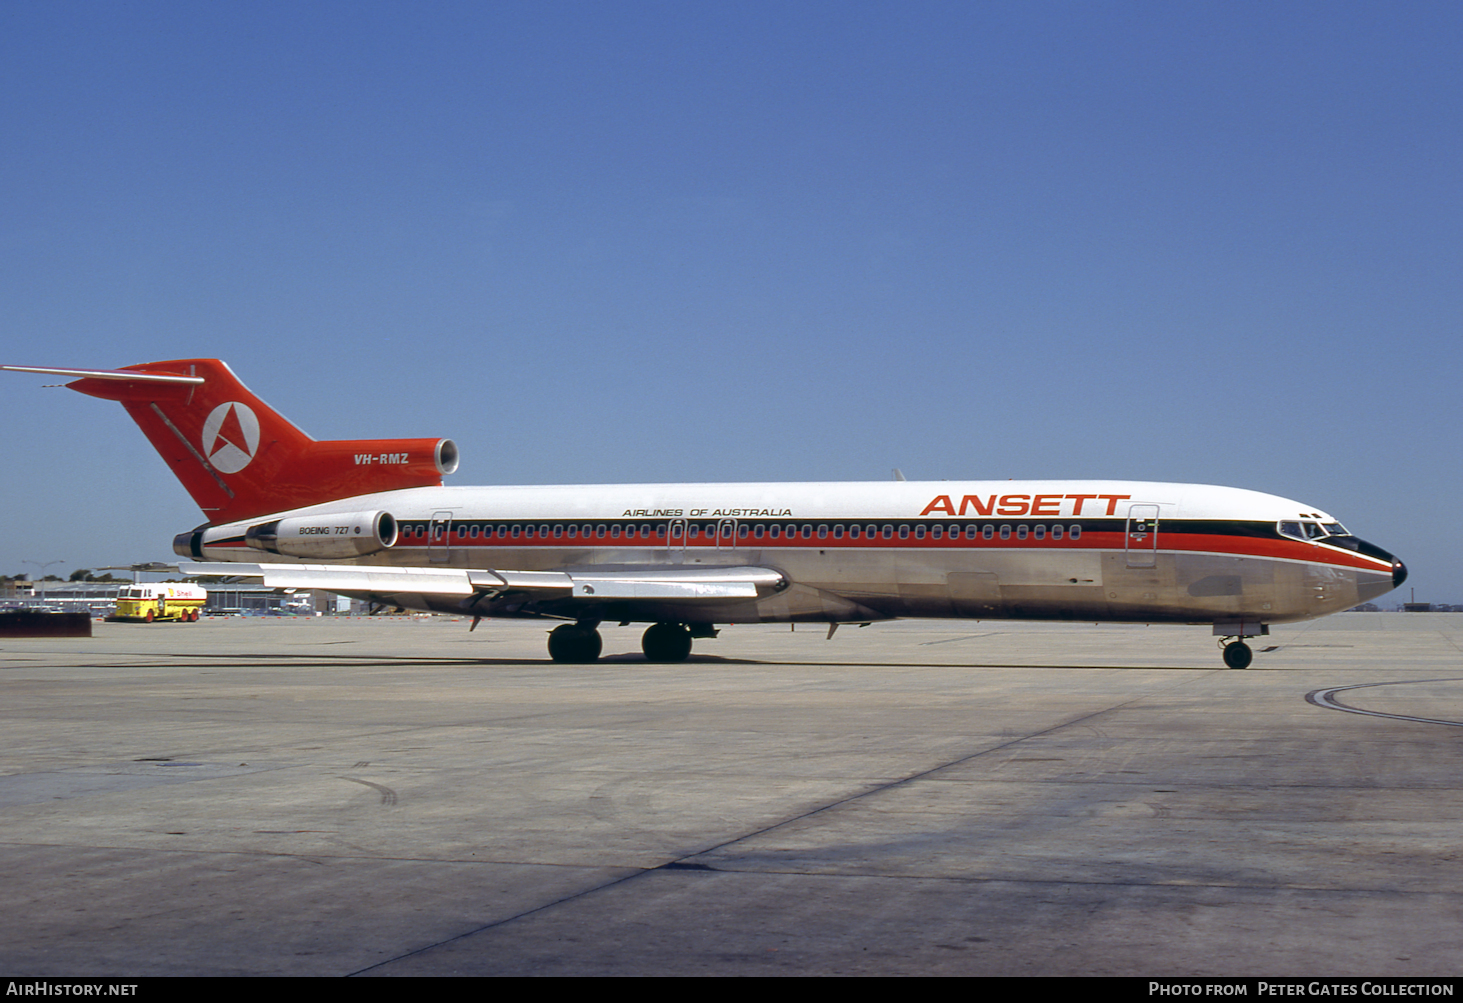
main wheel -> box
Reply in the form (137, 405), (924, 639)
(1222, 641), (1253, 669)
(547, 624), (603, 663)
(642, 623), (693, 663)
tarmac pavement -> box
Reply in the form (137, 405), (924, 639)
(1, 612), (1460, 976)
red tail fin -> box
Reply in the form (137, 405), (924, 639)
(62, 359), (457, 524)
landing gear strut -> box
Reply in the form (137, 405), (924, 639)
(642, 622), (693, 663)
(548, 623), (602, 663)
(1214, 622), (1267, 669)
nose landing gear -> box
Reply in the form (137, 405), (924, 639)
(1214, 622), (1267, 669)
(1221, 640), (1253, 669)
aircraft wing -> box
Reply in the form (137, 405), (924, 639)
(178, 561), (787, 610)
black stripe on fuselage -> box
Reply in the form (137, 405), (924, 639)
(393, 517), (1289, 545)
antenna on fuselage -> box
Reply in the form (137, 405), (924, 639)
(892, 468), (906, 481)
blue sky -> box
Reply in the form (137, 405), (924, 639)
(1, 1), (1457, 599)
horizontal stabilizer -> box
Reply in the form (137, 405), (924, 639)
(0, 364), (203, 384)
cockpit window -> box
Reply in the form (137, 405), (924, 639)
(1280, 520), (1354, 542)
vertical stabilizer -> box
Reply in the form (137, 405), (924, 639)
(27, 359), (457, 523)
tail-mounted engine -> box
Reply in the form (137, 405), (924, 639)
(245, 510), (398, 559)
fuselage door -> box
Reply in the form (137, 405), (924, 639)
(428, 510), (453, 564)
(1125, 504), (1159, 568)
(716, 518), (738, 551)
(667, 517), (688, 563)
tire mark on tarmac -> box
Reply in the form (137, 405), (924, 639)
(1306, 677), (1463, 728)
(339, 777), (398, 805)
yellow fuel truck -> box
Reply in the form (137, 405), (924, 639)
(109, 583), (208, 622)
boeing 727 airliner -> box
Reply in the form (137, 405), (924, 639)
(3, 359), (1406, 668)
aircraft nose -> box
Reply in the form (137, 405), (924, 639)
(1393, 559), (1408, 589)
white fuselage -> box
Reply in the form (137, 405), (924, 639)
(180, 479), (1403, 627)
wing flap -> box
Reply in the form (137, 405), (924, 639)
(181, 562), (477, 595)
(179, 562), (784, 602)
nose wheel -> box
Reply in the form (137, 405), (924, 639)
(1220, 639), (1253, 669)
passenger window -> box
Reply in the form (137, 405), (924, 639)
(1000, 525), (1011, 540)
(848, 525), (860, 539)
(931, 525), (942, 540)
(914, 525), (925, 539)
(553, 525), (563, 538)
(1017, 525), (1028, 540)
(833, 525), (843, 539)
(898, 525), (909, 539)
(1033, 525), (1045, 540)
(524, 526), (535, 539)
(818, 525), (828, 539)
(982, 525), (993, 540)
(754, 525), (765, 539)
(769, 526), (780, 539)
(1070, 525), (1081, 540)
(1051, 524), (1063, 540)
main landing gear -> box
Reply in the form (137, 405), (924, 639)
(547, 623), (602, 663)
(545, 622), (701, 663)
(641, 622), (693, 663)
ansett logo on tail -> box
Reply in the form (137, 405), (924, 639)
(201, 401), (260, 473)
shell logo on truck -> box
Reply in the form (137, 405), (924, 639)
(109, 584), (208, 623)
